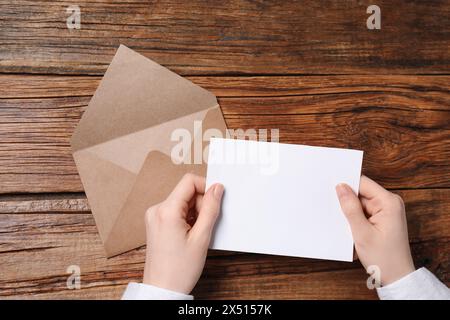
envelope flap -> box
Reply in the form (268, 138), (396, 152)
(71, 45), (218, 152)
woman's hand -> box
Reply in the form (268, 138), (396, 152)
(143, 173), (224, 294)
(336, 175), (415, 285)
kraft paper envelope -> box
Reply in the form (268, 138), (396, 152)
(71, 45), (227, 257)
(206, 138), (363, 262)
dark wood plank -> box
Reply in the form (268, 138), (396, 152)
(0, 75), (448, 193)
(0, 1), (449, 75)
(0, 189), (447, 299)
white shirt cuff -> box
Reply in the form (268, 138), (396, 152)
(377, 267), (450, 300)
(121, 282), (194, 300)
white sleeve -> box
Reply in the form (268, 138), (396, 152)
(377, 267), (450, 300)
(121, 282), (194, 300)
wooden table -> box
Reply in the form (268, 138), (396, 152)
(0, 1), (449, 299)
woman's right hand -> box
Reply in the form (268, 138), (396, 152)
(336, 176), (416, 286)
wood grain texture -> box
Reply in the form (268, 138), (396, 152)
(0, 75), (449, 193)
(0, 1), (449, 75)
(0, 193), (89, 214)
(0, 0), (449, 299)
(0, 189), (448, 299)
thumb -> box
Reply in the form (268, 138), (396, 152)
(191, 183), (224, 240)
(336, 183), (372, 241)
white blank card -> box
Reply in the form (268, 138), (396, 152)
(205, 138), (363, 262)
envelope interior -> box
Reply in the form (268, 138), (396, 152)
(80, 108), (209, 174)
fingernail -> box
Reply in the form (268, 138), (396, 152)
(213, 184), (224, 200)
(336, 183), (350, 198)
